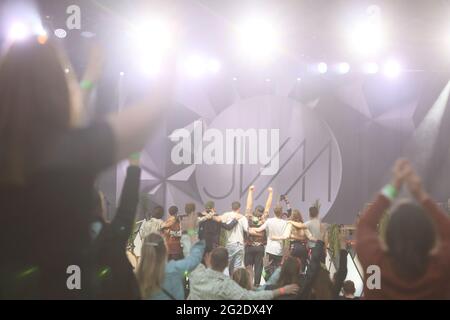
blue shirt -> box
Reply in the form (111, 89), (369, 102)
(148, 240), (205, 300)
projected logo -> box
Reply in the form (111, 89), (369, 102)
(193, 96), (343, 218)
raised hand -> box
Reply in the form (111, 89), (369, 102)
(404, 164), (428, 202)
(391, 158), (410, 189)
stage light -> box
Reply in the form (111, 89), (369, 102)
(265, 78), (271, 82)
(36, 25), (47, 37)
(141, 59), (162, 76)
(318, 62), (328, 74)
(132, 18), (174, 76)
(348, 6), (384, 56)
(119, 72), (125, 76)
(237, 17), (280, 62)
(136, 19), (173, 53)
(8, 22), (30, 41)
(64, 68), (70, 74)
(183, 55), (221, 77)
(296, 77), (301, 81)
(184, 55), (207, 78)
(349, 23), (383, 56)
(338, 62), (350, 74)
(383, 60), (401, 78)
(364, 62), (379, 74)
(207, 59), (221, 74)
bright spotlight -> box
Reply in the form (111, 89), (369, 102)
(8, 22), (30, 41)
(184, 55), (207, 78)
(383, 60), (401, 78)
(136, 19), (173, 53)
(349, 6), (384, 57)
(237, 17), (280, 61)
(338, 62), (350, 74)
(141, 59), (163, 76)
(318, 62), (328, 74)
(364, 62), (379, 74)
(132, 17), (174, 76)
(207, 59), (221, 74)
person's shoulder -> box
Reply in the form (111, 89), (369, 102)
(191, 263), (207, 277)
(221, 211), (233, 218)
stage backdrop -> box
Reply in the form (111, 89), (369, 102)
(116, 95), (342, 220)
(113, 72), (450, 223)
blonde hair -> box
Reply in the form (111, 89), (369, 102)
(291, 209), (304, 223)
(135, 233), (167, 298)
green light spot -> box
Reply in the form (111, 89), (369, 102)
(17, 266), (38, 279)
(98, 267), (110, 278)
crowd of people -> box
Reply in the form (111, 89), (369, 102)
(0, 36), (449, 300)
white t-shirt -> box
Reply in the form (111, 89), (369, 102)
(259, 217), (287, 256)
(140, 218), (164, 239)
(305, 218), (321, 239)
(221, 211), (249, 245)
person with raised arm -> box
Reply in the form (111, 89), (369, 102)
(244, 186), (273, 286)
(249, 189), (287, 281)
(356, 159), (450, 299)
(197, 201), (239, 253)
(92, 153), (142, 299)
(271, 208), (314, 272)
(0, 35), (173, 298)
(160, 206), (183, 261)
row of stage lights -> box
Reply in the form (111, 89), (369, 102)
(4, 5), (445, 80)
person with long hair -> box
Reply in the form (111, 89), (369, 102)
(161, 206), (183, 261)
(356, 159), (450, 299)
(136, 233), (205, 300)
(232, 268), (253, 290)
(264, 240), (326, 300)
(0, 36), (168, 298)
(272, 209), (314, 272)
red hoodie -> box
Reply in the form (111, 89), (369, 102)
(356, 194), (450, 299)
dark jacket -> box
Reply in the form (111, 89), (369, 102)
(198, 215), (238, 252)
